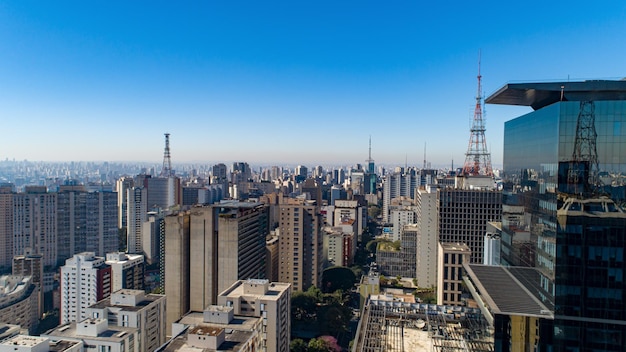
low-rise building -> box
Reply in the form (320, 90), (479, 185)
(85, 290), (166, 352)
(43, 318), (139, 352)
(437, 242), (471, 306)
(218, 280), (291, 352)
(0, 335), (82, 352)
(162, 307), (262, 352)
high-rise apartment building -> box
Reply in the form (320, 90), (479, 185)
(212, 163), (228, 184)
(142, 211), (164, 265)
(0, 275), (39, 334)
(105, 252), (144, 292)
(57, 186), (118, 264)
(382, 169), (418, 222)
(277, 200), (323, 291)
(146, 177), (176, 211)
(0, 185), (13, 272)
(322, 226), (355, 267)
(13, 254), (43, 317)
(12, 186), (57, 269)
(163, 211), (190, 336)
(127, 187), (147, 254)
(415, 185), (438, 288)
(484, 80), (626, 351)
(115, 177), (134, 229)
(437, 177), (502, 264)
(60, 252), (111, 324)
(389, 207), (416, 242)
(164, 202), (268, 333)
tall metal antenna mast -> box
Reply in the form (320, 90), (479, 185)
(423, 142), (426, 170)
(161, 133), (172, 177)
(462, 51), (493, 177)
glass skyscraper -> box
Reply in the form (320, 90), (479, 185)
(489, 80), (626, 351)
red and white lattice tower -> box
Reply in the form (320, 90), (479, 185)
(462, 54), (493, 177)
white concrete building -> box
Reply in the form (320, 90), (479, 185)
(60, 253), (111, 324)
(0, 335), (82, 352)
(43, 318), (139, 352)
(105, 253), (144, 292)
(218, 280), (291, 352)
(86, 290), (166, 352)
(389, 207), (416, 242)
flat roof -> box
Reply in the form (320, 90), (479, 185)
(464, 264), (553, 318)
(485, 80), (626, 110)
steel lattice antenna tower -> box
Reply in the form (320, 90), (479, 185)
(462, 52), (493, 177)
(568, 101), (599, 195)
(161, 133), (172, 177)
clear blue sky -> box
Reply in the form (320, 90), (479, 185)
(1, 1), (625, 168)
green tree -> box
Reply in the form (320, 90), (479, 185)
(292, 291), (318, 321)
(319, 304), (352, 334)
(366, 240), (378, 253)
(322, 266), (357, 293)
(350, 265), (363, 279)
(290, 338), (308, 352)
(367, 205), (381, 219)
(308, 338), (330, 352)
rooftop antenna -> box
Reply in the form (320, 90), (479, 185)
(161, 133), (172, 177)
(423, 142), (427, 170)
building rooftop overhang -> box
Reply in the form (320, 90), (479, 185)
(486, 79), (626, 110)
(464, 264), (554, 319)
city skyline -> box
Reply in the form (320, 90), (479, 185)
(1, 2), (625, 165)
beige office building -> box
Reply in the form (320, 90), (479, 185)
(164, 202), (268, 336)
(163, 211), (190, 336)
(437, 242), (471, 306)
(415, 186), (438, 288)
(277, 200), (323, 291)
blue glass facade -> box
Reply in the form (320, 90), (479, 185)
(503, 100), (626, 351)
